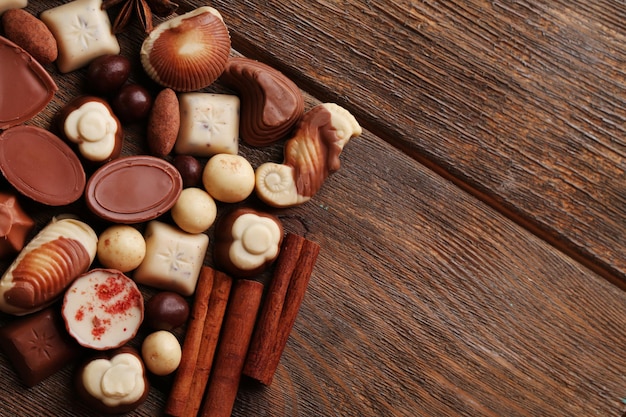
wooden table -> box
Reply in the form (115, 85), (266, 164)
(0, 0), (624, 416)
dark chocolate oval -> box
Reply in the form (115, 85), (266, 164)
(0, 36), (57, 129)
(85, 155), (182, 223)
(0, 126), (86, 206)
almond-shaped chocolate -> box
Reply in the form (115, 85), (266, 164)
(85, 155), (183, 223)
(214, 207), (284, 278)
(0, 35), (57, 129)
(220, 57), (304, 147)
(0, 217), (98, 316)
(57, 96), (123, 165)
(0, 126), (86, 206)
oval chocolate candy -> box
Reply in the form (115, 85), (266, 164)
(0, 126), (86, 206)
(85, 155), (183, 223)
(0, 36), (57, 129)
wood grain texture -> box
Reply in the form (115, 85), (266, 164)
(0, 1), (624, 417)
(204, 0), (626, 287)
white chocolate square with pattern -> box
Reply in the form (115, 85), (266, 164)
(134, 221), (209, 296)
(41, 0), (119, 73)
(175, 93), (240, 157)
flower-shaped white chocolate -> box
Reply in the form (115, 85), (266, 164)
(64, 101), (118, 161)
(229, 213), (282, 271)
(82, 353), (146, 407)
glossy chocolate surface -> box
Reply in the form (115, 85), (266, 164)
(85, 155), (183, 223)
(0, 192), (35, 258)
(0, 126), (86, 206)
(0, 36), (57, 129)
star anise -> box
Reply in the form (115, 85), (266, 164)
(102, 0), (178, 34)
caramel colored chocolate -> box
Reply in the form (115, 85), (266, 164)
(0, 126), (86, 206)
(220, 56), (304, 147)
(0, 35), (57, 129)
(0, 307), (83, 387)
(85, 155), (183, 223)
(0, 192), (35, 258)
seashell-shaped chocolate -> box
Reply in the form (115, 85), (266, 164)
(0, 217), (98, 316)
(140, 7), (231, 92)
(220, 57), (304, 147)
(255, 103), (362, 208)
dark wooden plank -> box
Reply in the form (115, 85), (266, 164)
(203, 0), (626, 287)
(0, 1), (623, 417)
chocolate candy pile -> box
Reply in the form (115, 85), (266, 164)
(0, 1), (362, 415)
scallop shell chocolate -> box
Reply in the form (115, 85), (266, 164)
(0, 217), (98, 316)
(140, 7), (231, 92)
(85, 155), (183, 224)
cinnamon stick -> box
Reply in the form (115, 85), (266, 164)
(183, 269), (233, 417)
(164, 266), (215, 417)
(243, 234), (320, 385)
(200, 279), (264, 417)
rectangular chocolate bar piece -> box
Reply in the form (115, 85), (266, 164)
(0, 306), (83, 387)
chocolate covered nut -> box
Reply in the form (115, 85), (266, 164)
(0, 126), (86, 206)
(97, 225), (146, 272)
(58, 96), (123, 164)
(0, 217), (98, 316)
(214, 207), (283, 278)
(202, 153), (255, 203)
(175, 92), (240, 157)
(0, 192), (35, 258)
(255, 103), (362, 207)
(220, 56), (304, 147)
(2, 9), (58, 65)
(110, 83), (152, 123)
(41, 0), (120, 73)
(62, 269), (144, 350)
(0, 36), (57, 129)
(85, 155), (182, 224)
(86, 54), (131, 95)
(173, 155), (202, 188)
(0, 307), (83, 387)
(141, 330), (181, 376)
(140, 7), (230, 92)
(144, 291), (189, 331)
(134, 221), (208, 296)
(75, 347), (149, 414)
(147, 88), (179, 157)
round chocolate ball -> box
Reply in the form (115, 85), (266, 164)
(86, 54), (131, 95)
(173, 155), (203, 188)
(111, 83), (153, 123)
(145, 292), (190, 331)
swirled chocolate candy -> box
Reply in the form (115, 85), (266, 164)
(0, 35), (57, 129)
(0, 126), (86, 206)
(220, 57), (304, 147)
(85, 155), (182, 223)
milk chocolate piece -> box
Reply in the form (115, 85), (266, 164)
(214, 207), (283, 278)
(0, 35), (57, 129)
(220, 56), (304, 147)
(0, 192), (35, 258)
(57, 96), (123, 164)
(0, 126), (86, 206)
(0, 307), (83, 387)
(0, 217), (98, 316)
(75, 347), (149, 414)
(85, 155), (183, 223)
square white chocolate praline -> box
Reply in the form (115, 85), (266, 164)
(134, 221), (209, 296)
(175, 93), (240, 157)
(40, 0), (120, 73)
(0, 0), (27, 16)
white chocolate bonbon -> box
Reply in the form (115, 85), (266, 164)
(41, 0), (120, 73)
(133, 221), (209, 296)
(81, 352), (146, 407)
(202, 153), (255, 203)
(175, 93), (240, 156)
(141, 330), (182, 376)
(0, 0), (27, 15)
(97, 225), (146, 272)
(171, 187), (217, 234)
(64, 101), (119, 162)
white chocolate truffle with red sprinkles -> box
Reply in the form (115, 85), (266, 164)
(62, 269), (144, 350)
(97, 225), (146, 272)
(202, 153), (255, 203)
